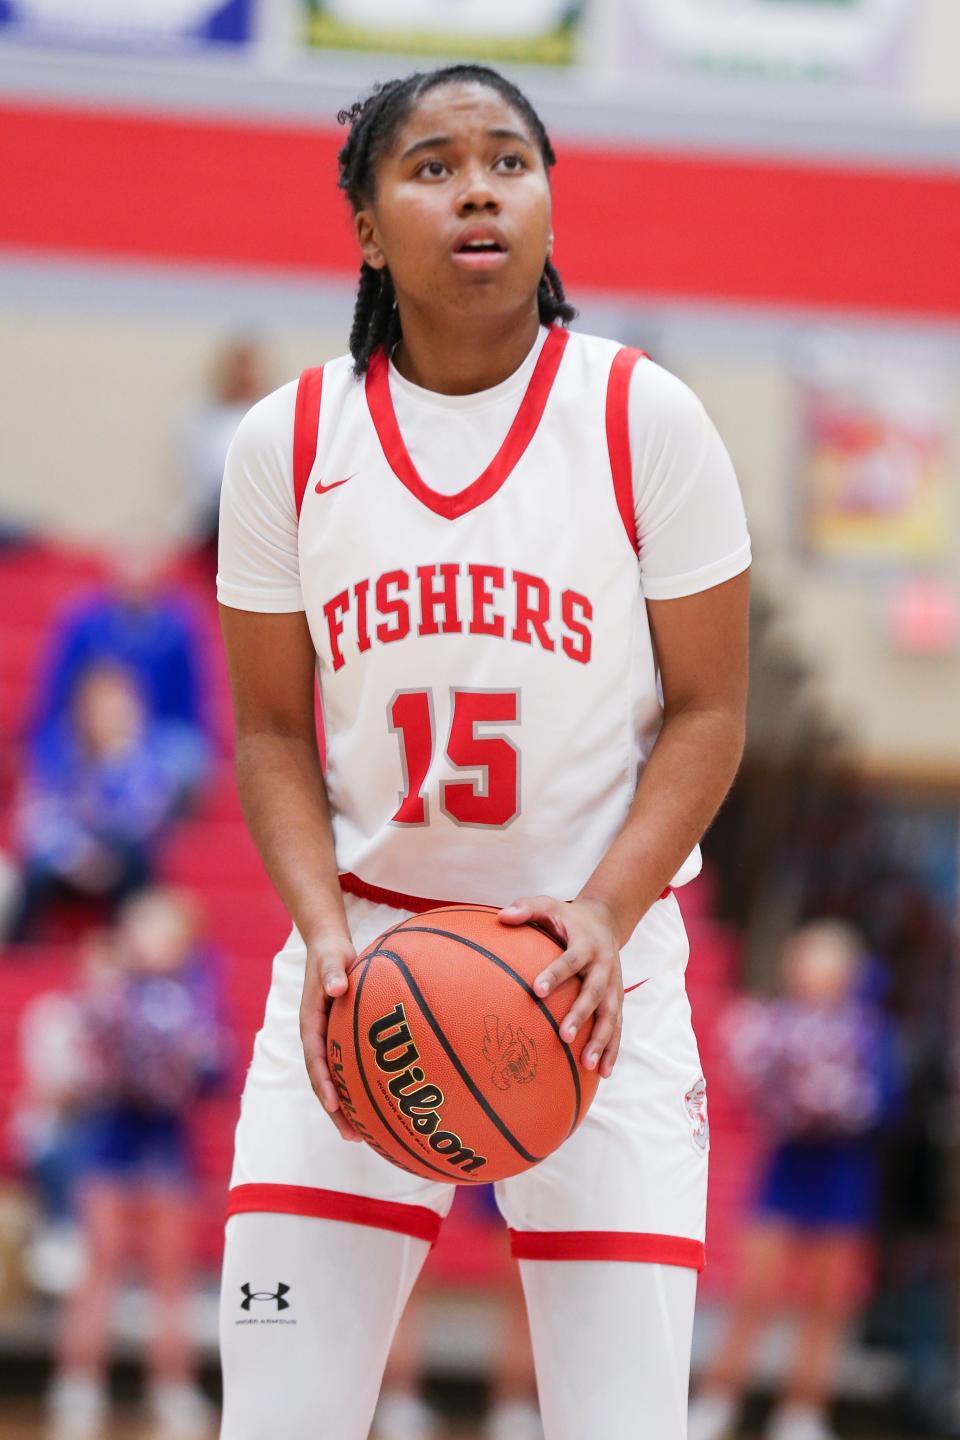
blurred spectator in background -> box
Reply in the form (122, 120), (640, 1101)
(179, 338), (269, 568)
(43, 887), (227, 1440)
(9, 942), (113, 1298)
(0, 517), (37, 551)
(688, 920), (900, 1440)
(29, 546), (211, 799)
(5, 663), (189, 944)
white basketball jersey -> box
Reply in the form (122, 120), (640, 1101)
(292, 326), (701, 908)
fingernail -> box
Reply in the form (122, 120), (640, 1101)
(562, 1024), (576, 1041)
(586, 1050), (599, 1069)
(535, 979), (550, 996)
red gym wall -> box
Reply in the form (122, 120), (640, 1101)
(2, 99), (959, 318)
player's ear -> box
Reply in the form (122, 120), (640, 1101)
(356, 210), (386, 271)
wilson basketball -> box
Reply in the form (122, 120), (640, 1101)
(326, 905), (601, 1184)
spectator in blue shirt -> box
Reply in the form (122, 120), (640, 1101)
(30, 549), (211, 800)
(8, 663), (188, 944)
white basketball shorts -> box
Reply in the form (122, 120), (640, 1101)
(226, 889), (709, 1270)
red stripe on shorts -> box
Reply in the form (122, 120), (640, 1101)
(339, 872), (673, 912)
(509, 1229), (705, 1271)
(227, 1184), (442, 1245)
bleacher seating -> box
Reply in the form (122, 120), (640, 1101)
(0, 543), (285, 1270)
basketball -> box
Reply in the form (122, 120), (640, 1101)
(326, 904), (601, 1184)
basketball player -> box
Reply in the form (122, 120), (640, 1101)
(216, 65), (750, 1440)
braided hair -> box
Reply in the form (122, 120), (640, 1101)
(337, 64), (576, 377)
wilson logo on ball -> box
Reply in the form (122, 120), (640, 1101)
(483, 1015), (538, 1091)
(368, 1003), (487, 1175)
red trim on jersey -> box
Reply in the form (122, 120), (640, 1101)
(293, 365), (324, 519)
(339, 871), (673, 912)
(509, 1229), (705, 1271)
(605, 347), (649, 557)
(339, 872), (452, 913)
(226, 1184), (442, 1244)
(365, 326), (569, 521)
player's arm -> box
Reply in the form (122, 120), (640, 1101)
(501, 573), (748, 1078)
(585, 571), (749, 938)
(219, 604), (359, 1141)
(501, 367), (750, 1079)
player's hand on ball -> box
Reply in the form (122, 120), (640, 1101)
(498, 896), (623, 1079)
(300, 934), (362, 1142)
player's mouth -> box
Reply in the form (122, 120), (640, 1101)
(452, 225), (509, 270)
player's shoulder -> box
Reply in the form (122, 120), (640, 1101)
(565, 327), (707, 427)
(633, 350), (703, 404)
(225, 353), (357, 466)
(561, 326), (623, 374)
(630, 360), (709, 447)
(225, 377), (298, 469)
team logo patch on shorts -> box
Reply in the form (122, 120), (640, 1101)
(483, 1015), (538, 1091)
(684, 1077), (709, 1154)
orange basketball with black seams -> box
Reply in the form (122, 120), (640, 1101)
(326, 905), (601, 1184)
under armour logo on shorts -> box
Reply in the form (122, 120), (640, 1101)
(240, 1283), (291, 1312)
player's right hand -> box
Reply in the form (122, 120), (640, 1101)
(300, 935), (362, 1142)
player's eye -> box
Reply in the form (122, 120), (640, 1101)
(415, 158), (449, 179)
(495, 153), (527, 173)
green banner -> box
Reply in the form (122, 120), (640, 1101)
(304, 0), (584, 66)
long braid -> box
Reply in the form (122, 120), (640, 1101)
(539, 258), (576, 328)
(337, 65), (577, 376)
(347, 261), (383, 376)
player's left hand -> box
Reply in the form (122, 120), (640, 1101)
(497, 896), (623, 1079)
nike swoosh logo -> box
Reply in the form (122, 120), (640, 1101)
(623, 980), (649, 996)
(315, 473), (356, 495)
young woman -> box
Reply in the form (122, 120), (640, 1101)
(216, 63), (751, 1440)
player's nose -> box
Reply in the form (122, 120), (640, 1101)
(456, 164), (501, 215)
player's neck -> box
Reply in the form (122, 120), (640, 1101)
(390, 308), (542, 397)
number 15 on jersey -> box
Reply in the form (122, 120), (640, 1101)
(388, 688), (520, 830)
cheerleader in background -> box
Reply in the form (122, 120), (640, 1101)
(689, 920), (901, 1440)
(46, 887), (227, 1440)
